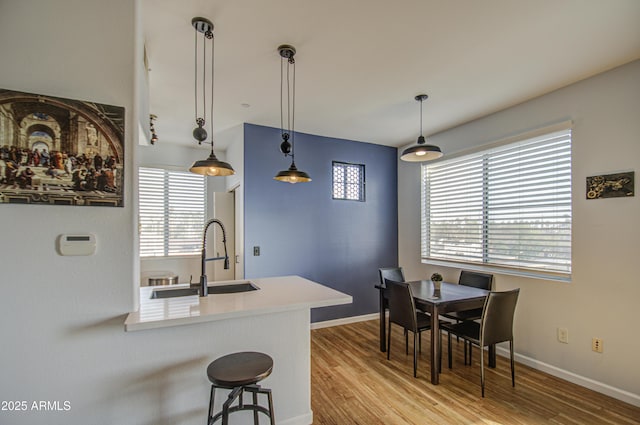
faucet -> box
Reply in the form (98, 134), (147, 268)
(194, 218), (230, 297)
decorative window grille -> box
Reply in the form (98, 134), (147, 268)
(138, 167), (206, 257)
(422, 128), (572, 279)
(333, 161), (365, 201)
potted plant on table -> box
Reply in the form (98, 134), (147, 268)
(430, 273), (443, 292)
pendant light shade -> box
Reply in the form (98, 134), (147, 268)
(274, 44), (311, 184)
(274, 162), (312, 184)
(400, 94), (443, 162)
(189, 17), (235, 177)
(190, 152), (235, 176)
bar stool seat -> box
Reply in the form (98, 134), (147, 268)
(206, 351), (275, 425)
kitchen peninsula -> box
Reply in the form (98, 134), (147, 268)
(125, 275), (351, 425)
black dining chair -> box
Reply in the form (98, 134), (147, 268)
(442, 270), (493, 324)
(441, 288), (520, 397)
(378, 267), (405, 287)
(384, 278), (431, 378)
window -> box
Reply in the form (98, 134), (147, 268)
(422, 128), (572, 279)
(333, 161), (365, 201)
(139, 167), (207, 257)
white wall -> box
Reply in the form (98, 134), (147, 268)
(0, 2), (310, 424)
(398, 60), (640, 403)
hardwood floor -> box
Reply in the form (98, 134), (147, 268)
(310, 320), (640, 424)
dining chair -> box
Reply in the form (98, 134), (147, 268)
(384, 278), (431, 378)
(441, 288), (520, 397)
(378, 267), (405, 319)
(442, 271), (494, 344)
(378, 267), (405, 287)
(442, 270), (493, 323)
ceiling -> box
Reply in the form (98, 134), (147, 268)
(141, 0), (640, 150)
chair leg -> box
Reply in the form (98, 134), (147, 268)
(405, 329), (409, 355)
(387, 321), (392, 360)
(480, 345), (485, 398)
(252, 391), (259, 425)
(447, 331), (452, 369)
(208, 386), (216, 425)
(510, 340), (515, 387)
(469, 341), (473, 365)
(413, 332), (418, 377)
(438, 330), (442, 373)
(266, 388), (275, 425)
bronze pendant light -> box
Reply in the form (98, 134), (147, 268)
(400, 94), (443, 162)
(274, 45), (311, 184)
(189, 17), (235, 176)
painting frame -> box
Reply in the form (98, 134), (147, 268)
(0, 88), (125, 207)
(586, 171), (634, 200)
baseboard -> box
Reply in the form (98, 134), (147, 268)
(311, 313), (379, 330)
(494, 346), (640, 407)
(279, 411), (313, 425)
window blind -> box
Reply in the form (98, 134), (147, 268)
(422, 129), (572, 276)
(139, 167), (206, 257)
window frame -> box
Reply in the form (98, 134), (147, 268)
(138, 166), (207, 258)
(332, 161), (366, 202)
(421, 124), (572, 282)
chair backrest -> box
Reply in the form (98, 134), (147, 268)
(480, 288), (520, 346)
(459, 270), (493, 290)
(379, 267), (405, 287)
(385, 278), (417, 332)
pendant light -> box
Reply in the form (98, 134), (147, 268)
(400, 94), (443, 162)
(189, 17), (235, 176)
(274, 44), (311, 184)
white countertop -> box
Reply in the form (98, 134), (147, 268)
(124, 275), (352, 331)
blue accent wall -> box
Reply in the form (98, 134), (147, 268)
(244, 123), (398, 322)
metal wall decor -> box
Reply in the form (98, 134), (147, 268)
(0, 88), (125, 207)
(149, 114), (158, 145)
(586, 171), (634, 199)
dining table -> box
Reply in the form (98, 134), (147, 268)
(376, 279), (494, 384)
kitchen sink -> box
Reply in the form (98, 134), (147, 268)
(150, 281), (260, 299)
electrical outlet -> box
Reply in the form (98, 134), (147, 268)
(253, 246), (260, 256)
(592, 337), (603, 353)
(557, 327), (569, 344)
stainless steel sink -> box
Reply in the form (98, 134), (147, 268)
(150, 281), (260, 299)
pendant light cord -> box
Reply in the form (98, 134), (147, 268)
(280, 51), (297, 161)
(280, 58), (284, 138)
(209, 30), (214, 155)
(194, 29), (199, 123)
(419, 97), (423, 137)
(291, 56), (296, 161)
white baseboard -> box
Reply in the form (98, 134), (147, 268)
(311, 313), (379, 330)
(312, 316), (640, 408)
(494, 346), (640, 407)
(279, 411), (313, 425)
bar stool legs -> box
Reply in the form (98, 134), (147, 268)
(207, 384), (274, 425)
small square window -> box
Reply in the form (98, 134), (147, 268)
(332, 161), (365, 201)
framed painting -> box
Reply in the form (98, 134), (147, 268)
(586, 171), (634, 200)
(0, 88), (125, 207)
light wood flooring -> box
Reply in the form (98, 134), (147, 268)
(310, 320), (640, 424)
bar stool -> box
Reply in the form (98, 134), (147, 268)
(206, 351), (275, 425)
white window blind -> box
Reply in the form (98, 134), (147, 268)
(422, 129), (572, 277)
(139, 167), (206, 257)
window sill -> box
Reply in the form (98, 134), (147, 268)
(421, 258), (571, 283)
